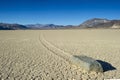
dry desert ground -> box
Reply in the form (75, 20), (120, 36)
(0, 29), (120, 80)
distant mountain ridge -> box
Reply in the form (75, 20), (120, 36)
(0, 18), (120, 30)
(26, 24), (65, 29)
(0, 23), (27, 30)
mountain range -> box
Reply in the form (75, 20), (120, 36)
(0, 18), (120, 30)
(0, 23), (27, 30)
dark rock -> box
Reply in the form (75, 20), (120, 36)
(71, 55), (103, 72)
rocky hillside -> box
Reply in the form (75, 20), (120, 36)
(79, 18), (120, 29)
(0, 23), (27, 30)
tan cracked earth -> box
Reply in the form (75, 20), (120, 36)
(0, 29), (120, 80)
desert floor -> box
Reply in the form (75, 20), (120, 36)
(0, 29), (120, 80)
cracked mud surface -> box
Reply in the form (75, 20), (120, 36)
(0, 30), (120, 80)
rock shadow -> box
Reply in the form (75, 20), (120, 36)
(97, 60), (116, 72)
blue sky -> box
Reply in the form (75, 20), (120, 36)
(0, 0), (120, 25)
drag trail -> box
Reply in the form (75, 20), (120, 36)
(39, 33), (72, 62)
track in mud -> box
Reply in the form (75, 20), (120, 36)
(39, 34), (73, 62)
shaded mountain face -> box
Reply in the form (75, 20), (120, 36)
(79, 18), (120, 28)
(0, 23), (27, 30)
(111, 20), (120, 28)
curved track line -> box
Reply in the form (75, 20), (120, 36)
(39, 34), (73, 62)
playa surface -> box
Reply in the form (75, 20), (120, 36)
(0, 29), (120, 80)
